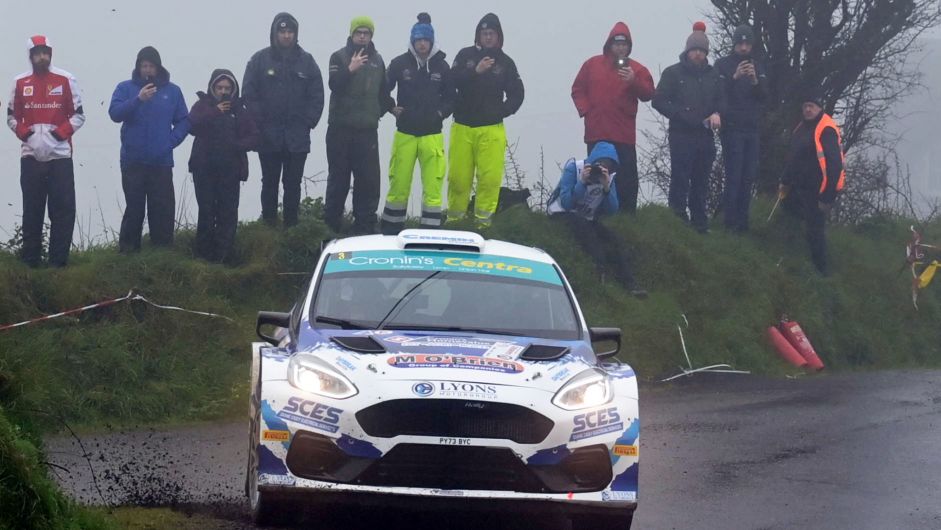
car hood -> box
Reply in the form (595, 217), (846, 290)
(290, 329), (618, 393)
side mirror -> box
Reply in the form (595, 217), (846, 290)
(257, 311), (291, 346)
(589, 327), (622, 360)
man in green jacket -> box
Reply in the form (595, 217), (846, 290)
(324, 16), (395, 234)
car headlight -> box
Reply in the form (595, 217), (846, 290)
(288, 354), (358, 399)
(552, 368), (612, 410)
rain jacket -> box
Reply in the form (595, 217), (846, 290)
(451, 13), (524, 128)
(715, 52), (768, 132)
(547, 141), (620, 220)
(328, 38), (395, 129)
(242, 12), (324, 153)
(571, 22), (655, 146)
(386, 44), (454, 136)
(652, 52), (724, 135)
(187, 69), (260, 181)
(108, 55), (189, 168)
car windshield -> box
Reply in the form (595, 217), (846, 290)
(310, 250), (580, 340)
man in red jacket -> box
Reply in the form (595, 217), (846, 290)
(6, 35), (85, 267)
(572, 22), (655, 214)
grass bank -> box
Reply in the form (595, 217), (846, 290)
(0, 200), (938, 434)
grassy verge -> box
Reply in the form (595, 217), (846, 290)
(0, 200), (938, 435)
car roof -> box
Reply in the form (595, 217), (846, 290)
(324, 229), (557, 265)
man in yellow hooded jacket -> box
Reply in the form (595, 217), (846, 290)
(448, 13), (524, 227)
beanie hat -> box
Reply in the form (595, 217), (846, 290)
(411, 12), (434, 45)
(27, 35), (52, 54)
(476, 13), (504, 47)
(350, 16), (375, 37)
(732, 24), (755, 45)
(275, 15), (298, 33)
(685, 21), (709, 54)
(802, 91), (825, 109)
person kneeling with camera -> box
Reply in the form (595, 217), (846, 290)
(547, 141), (647, 298)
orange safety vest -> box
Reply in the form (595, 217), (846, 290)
(814, 113), (846, 195)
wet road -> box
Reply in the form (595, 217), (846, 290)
(47, 370), (941, 529)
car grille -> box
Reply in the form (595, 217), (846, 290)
(284, 432), (613, 493)
(356, 444), (546, 492)
(355, 399), (554, 444)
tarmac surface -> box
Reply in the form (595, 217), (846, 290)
(46, 370), (941, 529)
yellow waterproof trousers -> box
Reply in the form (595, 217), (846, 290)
(447, 122), (507, 227)
(381, 131), (446, 234)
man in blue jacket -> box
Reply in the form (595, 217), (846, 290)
(547, 142), (647, 298)
(109, 46), (189, 252)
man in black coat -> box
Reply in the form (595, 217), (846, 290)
(381, 13), (454, 235)
(242, 12), (324, 227)
(652, 22), (724, 234)
(715, 24), (768, 232)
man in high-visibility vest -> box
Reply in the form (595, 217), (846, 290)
(779, 94), (845, 275)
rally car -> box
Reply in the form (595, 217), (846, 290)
(247, 229), (639, 528)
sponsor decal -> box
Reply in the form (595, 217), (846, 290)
(412, 381), (435, 397)
(602, 490), (637, 502)
(430, 489), (465, 497)
(384, 335), (500, 350)
(23, 102), (62, 110)
(259, 473), (296, 486)
(23, 85), (33, 97)
(388, 354), (524, 374)
(262, 430), (291, 442)
(484, 342), (525, 360)
(412, 381), (498, 400)
(612, 444), (638, 457)
(335, 356), (357, 372)
(47, 84), (63, 96)
(571, 407), (623, 441)
(325, 250), (562, 286)
(551, 367), (571, 382)
(277, 397), (343, 433)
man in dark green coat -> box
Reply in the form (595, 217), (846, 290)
(324, 16), (395, 234)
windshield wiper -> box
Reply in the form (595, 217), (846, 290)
(314, 316), (368, 330)
(383, 324), (526, 337)
(376, 271), (443, 331)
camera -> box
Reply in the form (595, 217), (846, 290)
(588, 164), (606, 183)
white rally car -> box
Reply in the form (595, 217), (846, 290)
(247, 230), (639, 528)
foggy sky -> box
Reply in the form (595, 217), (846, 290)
(2, 1), (938, 243)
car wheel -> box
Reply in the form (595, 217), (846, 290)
(246, 357), (290, 527)
(571, 509), (634, 530)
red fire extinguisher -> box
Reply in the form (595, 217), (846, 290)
(768, 316), (825, 371)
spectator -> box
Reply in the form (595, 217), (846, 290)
(187, 69), (260, 263)
(6, 35), (85, 267)
(571, 21), (655, 214)
(547, 142), (647, 298)
(448, 13), (524, 228)
(324, 16), (395, 235)
(652, 22), (724, 234)
(109, 46), (189, 252)
(779, 95), (845, 275)
(381, 12), (454, 235)
(242, 12), (324, 228)
(715, 24), (768, 232)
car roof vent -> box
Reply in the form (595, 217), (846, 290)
(330, 336), (387, 354)
(397, 229), (485, 253)
(519, 344), (570, 361)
